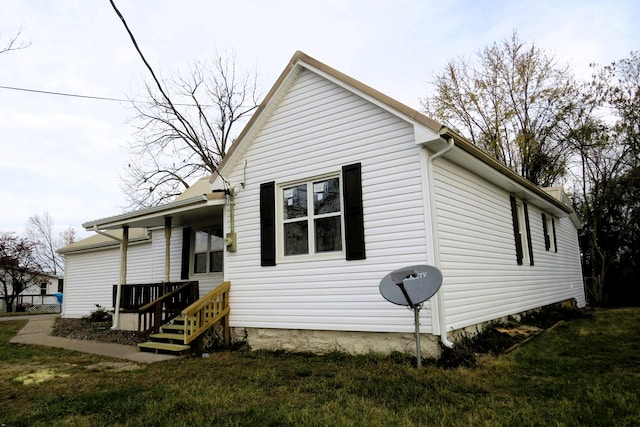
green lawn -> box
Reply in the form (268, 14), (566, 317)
(1, 308), (639, 426)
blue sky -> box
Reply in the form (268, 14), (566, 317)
(1, 0), (638, 239)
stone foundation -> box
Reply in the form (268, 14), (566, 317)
(232, 327), (442, 359)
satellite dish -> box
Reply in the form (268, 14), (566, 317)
(379, 264), (443, 368)
(379, 265), (442, 307)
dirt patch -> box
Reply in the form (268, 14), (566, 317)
(437, 306), (591, 369)
(495, 325), (543, 338)
(51, 318), (145, 346)
(14, 369), (70, 385)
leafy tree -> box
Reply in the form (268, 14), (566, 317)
(423, 31), (578, 186)
(0, 233), (43, 312)
(110, 1), (259, 208)
(571, 51), (640, 305)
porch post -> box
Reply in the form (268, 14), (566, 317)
(112, 225), (129, 330)
(164, 217), (172, 282)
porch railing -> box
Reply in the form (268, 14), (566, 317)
(15, 294), (62, 313)
(112, 282), (189, 312)
(138, 281), (199, 335)
(182, 281), (230, 345)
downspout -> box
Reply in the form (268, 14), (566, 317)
(426, 134), (455, 348)
(92, 225), (127, 330)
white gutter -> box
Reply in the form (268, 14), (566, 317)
(426, 135), (455, 348)
(82, 195), (208, 230)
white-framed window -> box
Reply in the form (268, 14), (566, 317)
(515, 200), (531, 263)
(278, 175), (343, 259)
(542, 213), (557, 252)
(193, 227), (224, 274)
(510, 195), (534, 266)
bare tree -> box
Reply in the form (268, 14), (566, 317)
(423, 31), (578, 186)
(26, 212), (73, 276)
(1, 27), (30, 54)
(109, 1), (259, 208)
(60, 226), (77, 247)
(0, 233), (43, 312)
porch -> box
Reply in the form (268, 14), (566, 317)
(13, 293), (62, 314)
(112, 280), (231, 356)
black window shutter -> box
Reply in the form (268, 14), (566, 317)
(523, 202), (534, 265)
(542, 213), (550, 251)
(342, 163), (366, 260)
(180, 227), (192, 280)
(260, 181), (276, 266)
(510, 196), (523, 265)
(552, 218), (558, 253)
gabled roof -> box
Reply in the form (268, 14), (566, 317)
(218, 51), (574, 217)
(58, 228), (151, 254)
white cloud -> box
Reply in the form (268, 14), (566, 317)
(1, 0), (638, 236)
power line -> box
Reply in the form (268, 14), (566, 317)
(0, 84), (130, 103)
(0, 84), (259, 109)
(0, 84), (220, 107)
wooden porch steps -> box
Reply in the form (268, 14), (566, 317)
(137, 341), (191, 354)
(148, 332), (185, 342)
(138, 316), (191, 356)
(137, 281), (231, 357)
(160, 323), (184, 333)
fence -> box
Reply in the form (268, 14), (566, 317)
(0, 294), (63, 314)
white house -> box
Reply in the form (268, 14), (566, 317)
(0, 268), (61, 312)
(59, 51), (585, 357)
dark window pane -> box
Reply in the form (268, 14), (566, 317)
(314, 178), (340, 214)
(194, 253), (207, 273)
(284, 220), (308, 255)
(283, 184), (307, 219)
(315, 216), (342, 252)
(209, 251), (223, 272)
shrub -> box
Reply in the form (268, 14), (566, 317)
(83, 304), (111, 322)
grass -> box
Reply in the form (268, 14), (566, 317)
(1, 308), (639, 426)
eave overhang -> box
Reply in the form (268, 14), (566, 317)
(82, 192), (226, 231)
(419, 127), (574, 219)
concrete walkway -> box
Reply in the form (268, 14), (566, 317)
(4, 314), (176, 363)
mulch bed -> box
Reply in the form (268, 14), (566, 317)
(51, 318), (146, 346)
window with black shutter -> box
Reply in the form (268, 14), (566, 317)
(510, 196), (533, 265)
(259, 162), (365, 264)
(542, 213), (558, 253)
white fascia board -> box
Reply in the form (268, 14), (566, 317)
(414, 125), (442, 146)
(82, 195), (211, 230)
(57, 237), (151, 255)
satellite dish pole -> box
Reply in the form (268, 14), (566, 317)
(380, 265), (443, 368)
(391, 269), (423, 368)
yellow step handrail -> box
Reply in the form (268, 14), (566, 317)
(181, 281), (230, 345)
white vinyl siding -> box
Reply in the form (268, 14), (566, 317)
(62, 242), (152, 318)
(223, 69), (434, 334)
(433, 158), (585, 330)
(62, 227), (224, 318)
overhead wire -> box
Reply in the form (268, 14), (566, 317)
(0, 84), (217, 107)
(0, 84), (130, 103)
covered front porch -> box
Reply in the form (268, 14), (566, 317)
(80, 176), (232, 354)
